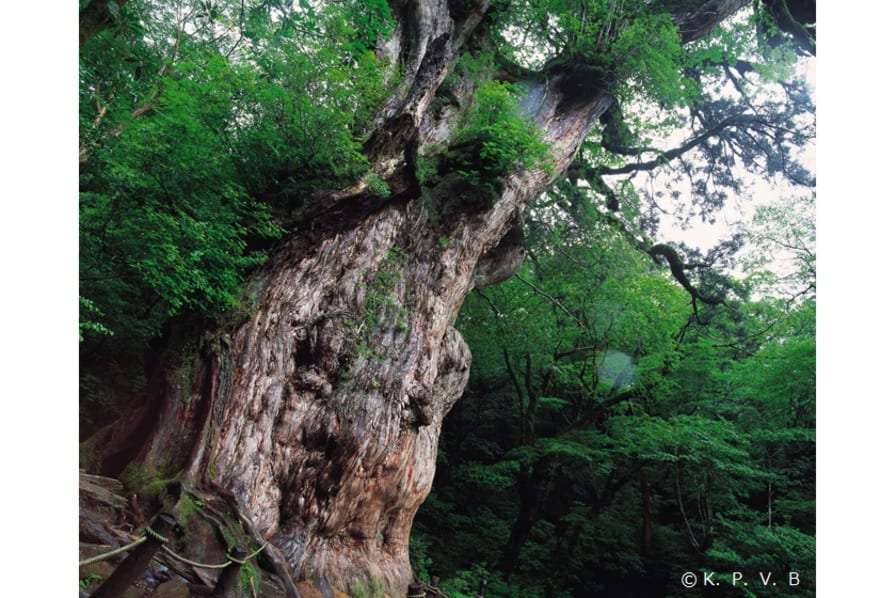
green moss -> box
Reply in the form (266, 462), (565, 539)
(177, 494), (207, 523)
(79, 423), (115, 471)
(360, 246), (411, 344)
(118, 465), (153, 493)
(219, 523), (240, 549)
(144, 477), (177, 497)
(118, 463), (178, 501)
(240, 562), (261, 593)
(349, 576), (386, 598)
(422, 172), (503, 226)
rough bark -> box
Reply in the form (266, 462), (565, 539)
(84, 1), (747, 595)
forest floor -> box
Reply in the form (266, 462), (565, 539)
(78, 470), (351, 597)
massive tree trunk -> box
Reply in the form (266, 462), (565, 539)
(83, 1), (747, 595)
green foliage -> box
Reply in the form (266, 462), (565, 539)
(456, 461), (520, 491)
(608, 13), (697, 107)
(419, 78), (553, 222)
(79, 1), (394, 420)
(79, 0), (392, 320)
(364, 172), (391, 197)
(490, 0), (618, 70)
(491, 1), (697, 108)
(683, 12), (752, 72)
(78, 296), (113, 342)
(413, 197), (815, 595)
(742, 194), (816, 300)
(414, 148), (441, 188)
(438, 555), (568, 597)
(409, 533), (435, 584)
(445, 51), (498, 89)
(455, 81), (552, 178)
(79, 573), (103, 592)
(416, 78), (548, 223)
(230, 42), (375, 199)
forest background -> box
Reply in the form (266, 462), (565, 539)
(0, 3), (888, 595)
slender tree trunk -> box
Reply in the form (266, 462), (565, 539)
(497, 463), (541, 574)
(640, 470), (653, 556)
(84, 1), (747, 594)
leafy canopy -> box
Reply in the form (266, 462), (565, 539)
(79, 0), (394, 344)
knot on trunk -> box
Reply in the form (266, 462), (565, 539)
(403, 379), (434, 427)
(431, 328), (472, 421)
(293, 366), (334, 396)
(473, 224), (527, 289)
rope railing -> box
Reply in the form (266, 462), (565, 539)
(79, 536), (147, 567)
(80, 512), (269, 597)
(160, 540), (269, 569)
(83, 515), (449, 598)
(80, 518), (268, 570)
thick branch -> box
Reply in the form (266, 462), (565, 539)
(598, 112), (764, 175)
(672, 0), (751, 44)
(761, 0), (816, 56)
(649, 244), (725, 306)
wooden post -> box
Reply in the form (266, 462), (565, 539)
(91, 513), (176, 598)
(406, 580), (426, 598)
(476, 578), (488, 597)
(210, 547), (247, 598)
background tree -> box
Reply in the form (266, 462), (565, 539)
(412, 196), (815, 597)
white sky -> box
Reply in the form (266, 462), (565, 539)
(650, 56), (816, 253)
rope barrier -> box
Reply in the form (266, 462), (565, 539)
(160, 540), (269, 569)
(226, 542), (270, 565)
(79, 536), (147, 567)
(143, 524), (170, 543)
(79, 520), (171, 567)
(80, 522), (270, 571)
(160, 545), (231, 569)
